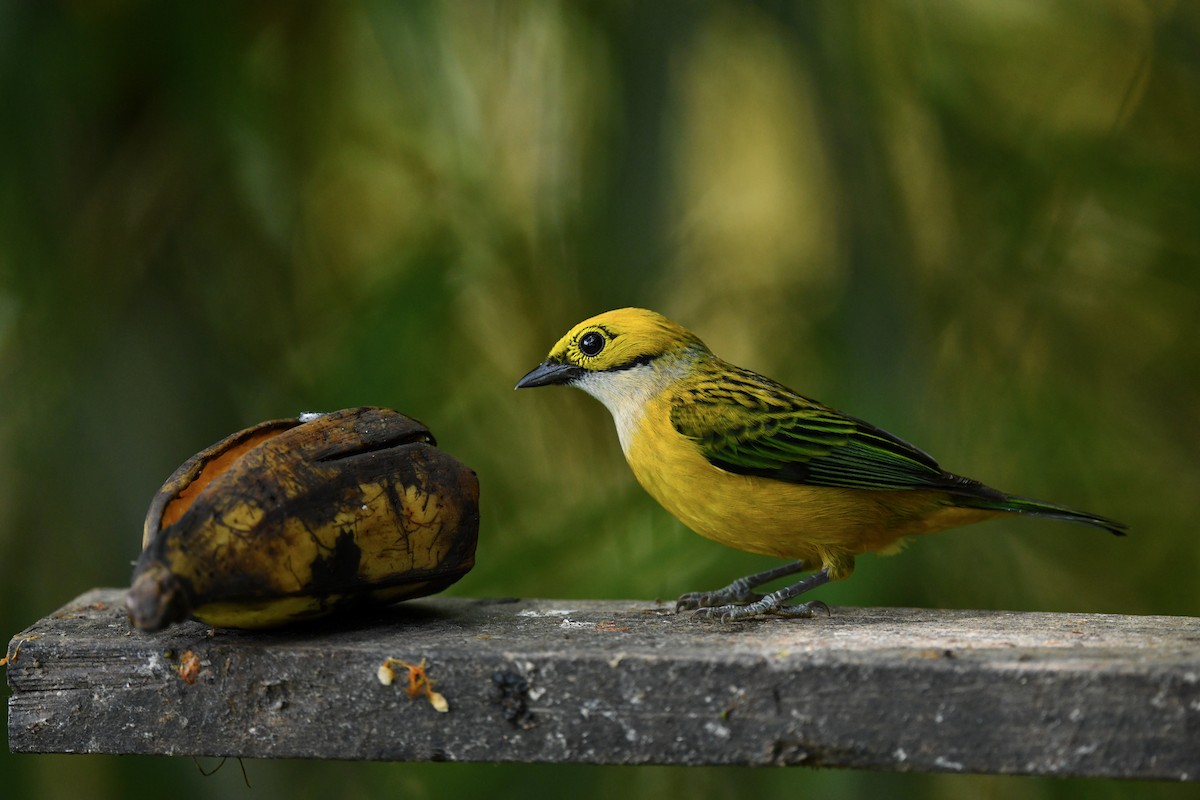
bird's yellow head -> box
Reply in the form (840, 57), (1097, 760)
(515, 308), (707, 390)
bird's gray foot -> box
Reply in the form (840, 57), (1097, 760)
(695, 598), (831, 622)
(675, 577), (764, 612)
(674, 560), (809, 612)
(687, 567), (832, 622)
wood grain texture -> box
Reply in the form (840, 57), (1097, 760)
(6, 589), (1199, 780)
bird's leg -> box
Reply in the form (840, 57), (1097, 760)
(675, 560), (810, 612)
(692, 567), (832, 622)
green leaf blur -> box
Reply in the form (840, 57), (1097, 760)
(1, 1), (1196, 798)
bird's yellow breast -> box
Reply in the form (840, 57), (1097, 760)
(623, 389), (996, 580)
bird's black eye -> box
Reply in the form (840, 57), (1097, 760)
(578, 331), (606, 357)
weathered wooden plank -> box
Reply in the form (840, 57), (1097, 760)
(6, 589), (1199, 780)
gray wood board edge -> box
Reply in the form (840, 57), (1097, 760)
(6, 589), (1199, 780)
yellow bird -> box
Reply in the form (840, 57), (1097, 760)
(516, 308), (1126, 620)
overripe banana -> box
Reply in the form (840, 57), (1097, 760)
(126, 407), (479, 631)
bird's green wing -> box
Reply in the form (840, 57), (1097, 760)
(670, 367), (974, 492)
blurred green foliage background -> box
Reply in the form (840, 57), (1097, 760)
(2, 1), (1197, 798)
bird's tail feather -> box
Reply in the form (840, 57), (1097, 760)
(962, 494), (1127, 537)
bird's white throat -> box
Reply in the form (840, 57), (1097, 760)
(574, 359), (687, 455)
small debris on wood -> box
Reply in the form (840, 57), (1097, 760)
(379, 658), (449, 712)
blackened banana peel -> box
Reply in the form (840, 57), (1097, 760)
(127, 407), (479, 632)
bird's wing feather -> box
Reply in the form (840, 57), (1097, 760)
(670, 367), (968, 492)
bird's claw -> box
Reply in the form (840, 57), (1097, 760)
(691, 604), (745, 622)
(675, 575), (768, 612)
(691, 599), (831, 622)
(676, 565), (831, 619)
(675, 588), (765, 613)
(772, 599), (831, 618)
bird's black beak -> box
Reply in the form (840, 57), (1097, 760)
(515, 360), (582, 389)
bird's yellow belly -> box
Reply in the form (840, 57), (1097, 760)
(624, 413), (996, 579)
